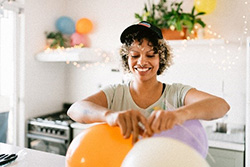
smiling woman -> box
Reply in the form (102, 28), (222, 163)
(67, 21), (230, 147)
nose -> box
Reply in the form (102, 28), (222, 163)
(137, 55), (147, 65)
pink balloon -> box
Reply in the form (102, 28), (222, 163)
(153, 120), (208, 158)
(70, 32), (88, 47)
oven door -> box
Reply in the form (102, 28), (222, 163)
(27, 134), (69, 155)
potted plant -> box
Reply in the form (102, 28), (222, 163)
(135, 0), (206, 40)
(45, 31), (68, 49)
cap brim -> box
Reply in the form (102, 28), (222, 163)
(120, 24), (161, 43)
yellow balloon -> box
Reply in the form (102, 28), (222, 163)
(195, 0), (217, 14)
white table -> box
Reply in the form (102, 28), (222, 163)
(0, 143), (65, 167)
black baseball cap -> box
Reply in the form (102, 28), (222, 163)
(120, 21), (163, 43)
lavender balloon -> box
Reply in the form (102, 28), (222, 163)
(153, 120), (208, 158)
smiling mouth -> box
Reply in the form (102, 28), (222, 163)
(134, 67), (152, 72)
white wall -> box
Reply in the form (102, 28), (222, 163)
(24, 0), (69, 119)
(22, 0), (249, 146)
(62, 0), (248, 125)
(160, 43), (246, 124)
(20, 0), (68, 146)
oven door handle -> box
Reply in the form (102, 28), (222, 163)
(27, 134), (67, 144)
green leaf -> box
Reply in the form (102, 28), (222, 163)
(195, 12), (206, 16)
(135, 13), (143, 21)
(133, 0), (206, 30)
(196, 19), (206, 27)
(176, 22), (182, 31)
(191, 6), (195, 15)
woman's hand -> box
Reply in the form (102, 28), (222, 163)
(148, 110), (187, 134)
(105, 110), (152, 144)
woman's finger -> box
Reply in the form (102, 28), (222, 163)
(160, 117), (167, 131)
(166, 118), (175, 130)
(151, 116), (161, 133)
(138, 114), (153, 136)
(117, 114), (126, 136)
(131, 114), (139, 144)
(148, 111), (156, 126)
(124, 114), (132, 138)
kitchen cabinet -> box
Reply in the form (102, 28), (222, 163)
(206, 147), (244, 167)
(205, 124), (245, 167)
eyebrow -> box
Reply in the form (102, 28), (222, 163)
(129, 49), (154, 53)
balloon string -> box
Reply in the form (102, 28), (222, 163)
(164, 100), (216, 163)
(178, 124), (216, 163)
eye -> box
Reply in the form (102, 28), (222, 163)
(147, 55), (155, 58)
(130, 55), (140, 58)
(129, 51), (140, 58)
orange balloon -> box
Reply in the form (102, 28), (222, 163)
(76, 18), (93, 34)
(66, 124), (133, 167)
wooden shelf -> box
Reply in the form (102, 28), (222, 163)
(35, 48), (104, 63)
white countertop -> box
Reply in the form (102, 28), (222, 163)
(0, 143), (65, 167)
(208, 140), (244, 152)
(70, 122), (103, 129)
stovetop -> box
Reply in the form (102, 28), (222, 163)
(29, 103), (74, 126)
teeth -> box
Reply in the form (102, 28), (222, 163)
(136, 68), (150, 72)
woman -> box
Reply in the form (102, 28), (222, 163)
(67, 21), (230, 144)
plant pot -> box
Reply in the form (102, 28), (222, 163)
(46, 39), (55, 48)
(161, 28), (186, 40)
(185, 28), (200, 40)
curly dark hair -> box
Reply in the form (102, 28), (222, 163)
(119, 30), (173, 75)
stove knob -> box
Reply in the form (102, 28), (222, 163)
(47, 128), (51, 134)
(52, 129), (56, 134)
(57, 130), (61, 135)
(60, 131), (65, 135)
(37, 126), (41, 132)
(56, 130), (64, 136)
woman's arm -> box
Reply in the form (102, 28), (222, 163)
(67, 91), (110, 123)
(148, 88), (230, 133)
(67, 90), (152, 144)
(179, 88), (230, 121)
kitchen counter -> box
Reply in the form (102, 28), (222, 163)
(208, 140), (244, 152)
(0, 142), (65, 167)
(71, 122), (245, 152)
(205, 125), (245, 152)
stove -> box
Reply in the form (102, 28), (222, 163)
(27, 103), (74, 155)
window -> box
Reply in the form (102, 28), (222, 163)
(0, 1), (24, 145)
(0, 9), (14, 97)
(0, 9), (15, 144)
